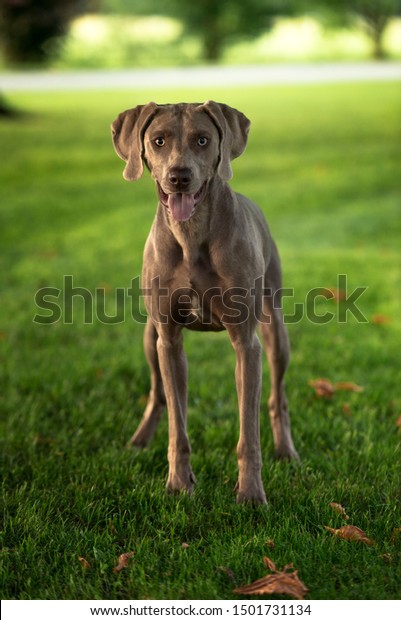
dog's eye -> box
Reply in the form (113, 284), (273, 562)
(154, 137), (165, 147)
(197, 136), (208, 146)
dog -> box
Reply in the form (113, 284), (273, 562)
(111, 101), (298, 504)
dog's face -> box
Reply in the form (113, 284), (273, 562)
(111, 101), (250, 222)
(143, 105), (220, 221)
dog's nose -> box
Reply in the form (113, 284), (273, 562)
(168, 167), (192, 190)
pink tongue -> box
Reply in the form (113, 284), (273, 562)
(167, 193), (195, 221)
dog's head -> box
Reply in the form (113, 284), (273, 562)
(111, 101), (250, 222)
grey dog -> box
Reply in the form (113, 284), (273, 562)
(111, 101), (298, 504)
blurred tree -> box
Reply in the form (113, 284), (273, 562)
(159, 0), (295, 61)
(0, 0), (97, 65)
(101, 0), (294, 62)
(100, 0), (157, 11)
(350, 0), (401, 58)
(0, 93), (17, 116)
(300, 0), (401, 59)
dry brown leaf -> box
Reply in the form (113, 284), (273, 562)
(263, 556), (277, 571)
(371, 314), (391, 325)
(113, 551), (135, 574)
(319, 287), (346, 302)
(97, 283), (112, 294)
(308, 378), (335, 398)
(335, 382), (364, 393)
(324, 525), (374, 546)
(329, 502), (349, 520)
(234, 557), (308, 600)
(391, 527), (401, 544)
(217, 566), (237, 584)
(234, 572), (308, 599)
(396, 416), (401, 428)
(33, 434), (55, 447)
(308, 378), (364, 398)
(78, 557), (91, 569)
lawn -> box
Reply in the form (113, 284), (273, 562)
(0, 81), (401, 600)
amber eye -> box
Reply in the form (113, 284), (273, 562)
(197, 136), (208, 146)
(154, 137), (165, 147)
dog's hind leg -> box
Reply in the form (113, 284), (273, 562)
(260, 251), (299, 461)
(130, 319), (166, 447)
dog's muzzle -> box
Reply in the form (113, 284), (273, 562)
(157, 181), (208, 222)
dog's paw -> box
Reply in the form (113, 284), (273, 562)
(129, 428), (151, 448)
(129, 403), (165, 448)
(275, 444), (300, 461)
(234, 480), (267, 506)
(166, 470), (196, 495)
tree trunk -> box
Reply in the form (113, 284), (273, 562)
(361, 10), (389, 61)
(371, 22), (387, 59)
(202, 26), (223, 62)
(0, 94), (17, 117)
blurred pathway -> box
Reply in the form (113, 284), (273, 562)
(1, 62), (401, 91)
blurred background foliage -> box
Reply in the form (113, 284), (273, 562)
(0, 0), (400, 70)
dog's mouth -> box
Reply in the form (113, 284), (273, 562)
(157, 181), (208, 222)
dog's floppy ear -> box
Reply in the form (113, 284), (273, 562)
(111, 102), (157, 181)
(201, 101), (250, 181)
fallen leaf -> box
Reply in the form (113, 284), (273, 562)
(33, 434), (55, 447)
(371, 314), (391, 325)
(97, 283), (112, 294)
(263, 556), (277, 571)
(391, 527), (401, 544)
(335, 382), (364, 393)
(217, 566), (237, 584)
(342, 404), (351, 415)
(113, 551), (135, 573)
(78, 557), (91, 569)
(234, 557), (308, 600)
(329, 502), (349, 520)
(37, 248), (59, 260)
(319, 287), (346, 302)
(396, 417), (401, 428)
(308, 379), (364, 398)
(324, 525), (374, 546)
(181, 542), (190, 549)
(308, 378), (335, 398)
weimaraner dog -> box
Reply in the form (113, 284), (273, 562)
(111, 101), (298, 504)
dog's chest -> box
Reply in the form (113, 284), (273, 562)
(185, 241), (219, 291)
(170, 247), (216, 298)
(172, 241), (226, 331)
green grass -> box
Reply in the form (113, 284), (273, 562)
(1, 82), (401, 600)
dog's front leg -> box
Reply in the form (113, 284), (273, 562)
(156, 326), (195, 494)
(229, 328), (267, 505)
(130, 319), (166, 447)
